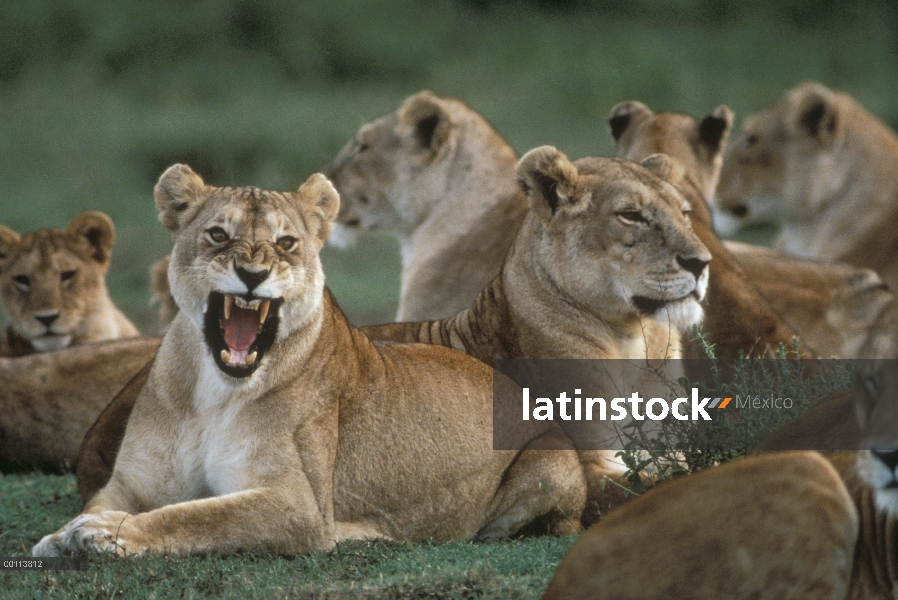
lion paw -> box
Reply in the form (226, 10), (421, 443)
(32, 511), (143, 557)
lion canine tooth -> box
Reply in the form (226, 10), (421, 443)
(221, 349), (231, 363)
(259, 300), (270, 325)
(246, 351), (257, 366)
(223, 295), (233, 320)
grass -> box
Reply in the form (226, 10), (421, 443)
(0, 474), (574, 599)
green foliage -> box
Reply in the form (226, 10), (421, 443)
(615, 330), (854, 487)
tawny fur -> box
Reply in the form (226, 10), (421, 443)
(545, 380), (898, 600)
(0, 212), (140, 356)
(607, 100), (873, 358)
(716, 82), (898, 291)
(0, 337), (159, 472)
(37, 166), (586, 557)
(324, 90), (527, 322)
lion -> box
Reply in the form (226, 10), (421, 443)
(0, 337), (160, 473)
(0, 212), (140, 356)
(33, 165), (586, 557)
(608, 100), (802, 358)
(751, 271), (897, 453)
(325, 90), (527, 322)
(74, 149), (707, 524)
(607, 99), (879, 358)
(715, 82), (898, 290)
(542, 361), (898, 599)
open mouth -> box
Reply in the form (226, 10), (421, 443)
(203, 292), (283, 378)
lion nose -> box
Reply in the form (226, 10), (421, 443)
(234, 265), (270, 293)
(676, 255), (710, 279)
(35, 313), (59, 327)
(873, 449), (898, 472)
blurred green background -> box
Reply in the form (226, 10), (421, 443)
(1, 0), (896, 334)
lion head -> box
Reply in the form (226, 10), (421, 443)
(324, 90), (519, 247)
(608, 100), (733, 207)
(154, 165), (339, 378)
(515, 147), (711, 332)
(715, 82), (856, 233)
(0, 212), (123, 353)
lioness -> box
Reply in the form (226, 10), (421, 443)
(751, 271), (897, 452)
(608, 100), (803, 358)
(607, 100), (877, 358)
(0, 212), (140, 356)
(715, 82), (898, 290)
(75, 149), (707, 521)
(325, 90), (527, 321)
(34, 165), (585, 557)
(542, 361), (898, 599)
(0, 337), (160, 472)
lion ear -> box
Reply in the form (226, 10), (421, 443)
(517, 146), (586, 218)
(698, 105), (734, 154)
(640, 153), (685, 187)
(65, 211), (116, 265)
(398, 90), (452, 155)
(608, 101), (654, 145)
(0, 225), (21, 270)
(296, 173), (341, 245)
(154, 164), (208, 233)
(791, 82), (838, 145)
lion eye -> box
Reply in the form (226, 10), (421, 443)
(60, 270), (76, 284)
(12, 274), (30, 290)
(745, 134), (759, 148)
(277, 236), (298, 252)
(207, 227), (229, 244)
(617, 211), (647, 225)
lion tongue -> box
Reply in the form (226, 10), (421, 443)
(222, 305), (259, 352)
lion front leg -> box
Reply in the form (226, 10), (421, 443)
(33, 486), (335, 557)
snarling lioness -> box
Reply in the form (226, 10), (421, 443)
(0, 212), (140, 356)
(715, 82), (898, 290)
(325, 90), (527, 321)
(542, 359), (898, 599)
(35, 165), (585, 557)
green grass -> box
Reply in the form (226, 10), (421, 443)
(0, 474), (575, 599)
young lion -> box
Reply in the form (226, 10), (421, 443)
(542, 360), (898, 599)
(715, 82), (898, 290)
(0, 212), (140, 356)
(607, 99), (881, 358)
(325, 90), (527, 322)
(34, 165), (585, 557)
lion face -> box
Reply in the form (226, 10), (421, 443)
(324, 90), (514, 248)
(0, 212), (116, 352)
(155, 165), (339, 378)
(516, 147), (711, 331)
(715, 82), (844, 232)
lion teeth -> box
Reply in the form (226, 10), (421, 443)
(246, 351), (257, 366)
(220, 349), (231, 363)
(223, 295), (233, 320)
(259, 300), (270, 326)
